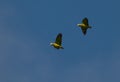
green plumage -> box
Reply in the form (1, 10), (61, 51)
(50, 33), (64, 49)
(77, 17), (92, 35)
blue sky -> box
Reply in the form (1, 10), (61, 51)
(0, 0), (120, 82)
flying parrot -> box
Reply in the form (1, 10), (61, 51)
(77, 17), (92, 35)
(50, 33), (64, 49)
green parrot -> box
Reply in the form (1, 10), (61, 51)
(77, 17), (92, 35)
(50, 33), (64, 49)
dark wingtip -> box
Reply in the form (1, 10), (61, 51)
(61, 47), (64, 49)
(84, 17), (88, 19)
(83, 33), (86, 35)
(89, 26), (92, 29)
(83, 32), (87, 35)
(58, 33), (62, 36)
(59, 33), (62, 35)
(82, 30), (87, 35)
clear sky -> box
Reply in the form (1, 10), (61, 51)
(0, 0), (120, 82)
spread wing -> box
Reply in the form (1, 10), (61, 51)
(82, 17), (89, 26)
(81, 28), (87, 35)
(55, 33), (62, 45)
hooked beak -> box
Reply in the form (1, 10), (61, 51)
(50, 43), (53, 46)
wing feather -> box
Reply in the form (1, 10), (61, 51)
(81, 28), (87, 35)
(55, 33), (62, 45)
(82, 17), (89, 26)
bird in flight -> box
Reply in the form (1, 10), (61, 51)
(77, 17), (92, 35)
(50, 33), (64, 49)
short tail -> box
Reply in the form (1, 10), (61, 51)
(61, 47), (64, 49)
(89, 26), (92, 29)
